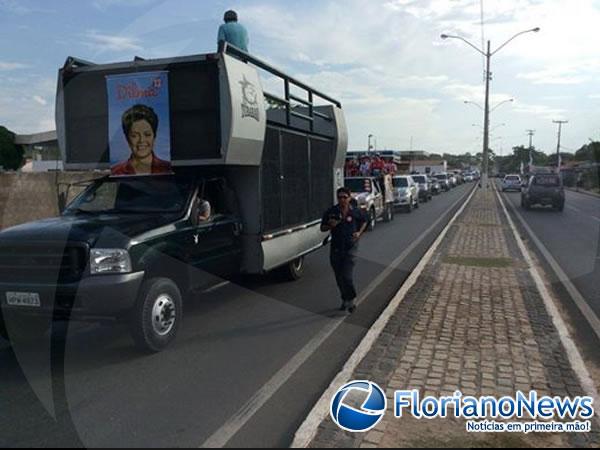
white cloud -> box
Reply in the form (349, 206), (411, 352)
(84, 32), (143, 53)
(513, 102), (567, 120)
(33, 96), (48, 106)
(0, 62), (28, 71)
(0, 77), (55, 134)
(92, 0), (158, 11)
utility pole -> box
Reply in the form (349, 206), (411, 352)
(526, 129), (535, 150)
(553, 120), (568, 174)
(526, 129), (535, 169)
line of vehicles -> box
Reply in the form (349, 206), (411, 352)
(344, 169), (480, 230)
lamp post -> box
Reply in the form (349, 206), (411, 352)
(368, 134), (374, 153)
(464, 98), (514, 113)
(442, 28), (540, 190)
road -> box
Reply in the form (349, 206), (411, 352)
(501, 187), (600, 344)
(0, 183), (474, 448)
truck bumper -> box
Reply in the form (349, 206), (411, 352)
(0, 272), (145, 320)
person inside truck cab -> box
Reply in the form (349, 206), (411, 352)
(111, 104), (172, 176)
(196, 197), (212, 222)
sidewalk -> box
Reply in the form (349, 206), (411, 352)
(303, 188), (599, 448)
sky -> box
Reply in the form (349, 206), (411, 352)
(0, 0), (599, 155)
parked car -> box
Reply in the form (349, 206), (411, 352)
(464, 173), (474, 183)
(392, 176), (419, 212)
(501, 174), (522, 192)
(411, 175), (433, 202)
(521, 173), (565, 211)
(345, 176), (395, 231)
(434, 173), (451, 192)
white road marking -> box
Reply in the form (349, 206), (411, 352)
(496, 185), (600, 416)
(290, 186), (478, 448)
(199, 186), (477, 448)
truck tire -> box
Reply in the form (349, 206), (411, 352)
(131, 278), (183, 353)
(0, 313), (49, 342)
(368, 208), (376, 232)
(282, 257), (305, 281)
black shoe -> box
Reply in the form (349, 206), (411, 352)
(339, 304), (347, 312)
(348, 306), (356, 314)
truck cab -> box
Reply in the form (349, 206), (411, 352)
(345, 176), (394, 231)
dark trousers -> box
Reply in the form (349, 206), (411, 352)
(330, 248), (357, 304)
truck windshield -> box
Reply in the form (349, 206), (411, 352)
(65, 176), (194, 215)
(345, 178), (371, 193)
(413, 176), (427, 183)
(392, 178), (409, 188)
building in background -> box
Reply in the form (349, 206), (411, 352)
(14, 131), (63, 172)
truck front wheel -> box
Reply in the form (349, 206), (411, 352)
(131, 278), (183, 353)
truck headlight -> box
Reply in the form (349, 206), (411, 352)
(90, 249), (132, 275)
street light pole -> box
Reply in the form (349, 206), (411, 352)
(442, 28), (540, 190)
(482, 40), (491, 190)
(368, 134), (374, 153)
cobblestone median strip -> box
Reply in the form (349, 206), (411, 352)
(298, 188), (599, 448)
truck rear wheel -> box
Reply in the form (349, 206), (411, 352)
(131, 278), (183, 353)
(282, 256), (305, 281)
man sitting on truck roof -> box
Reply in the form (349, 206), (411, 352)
(218, 10), (249, 52)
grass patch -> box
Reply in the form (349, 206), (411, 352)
(444, 256), (514, 268)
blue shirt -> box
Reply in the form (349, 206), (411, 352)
(218, 22), (249, 52)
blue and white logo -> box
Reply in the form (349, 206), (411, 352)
(330, 381), (387, 433)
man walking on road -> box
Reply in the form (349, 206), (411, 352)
(321, 187), (368, 313)
(218, 10), (249, 52)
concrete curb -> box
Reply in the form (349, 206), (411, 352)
(290, 185), (478, 448)
(565, 187), (600, 199)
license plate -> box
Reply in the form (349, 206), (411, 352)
(6, 292), (41, 308)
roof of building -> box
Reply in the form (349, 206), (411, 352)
(410, 160), (447, 165)
(14, 130), (57, 145)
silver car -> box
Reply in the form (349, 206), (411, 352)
(392, 176), (419, 212)
(502, 174), (522, 192)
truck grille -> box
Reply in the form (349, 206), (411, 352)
(0, 243), (88, 284)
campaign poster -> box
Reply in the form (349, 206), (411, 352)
(106, 71), (172, 176)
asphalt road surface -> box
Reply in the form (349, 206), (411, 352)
(501, 186), (600, 351)
(0, 183), (474, 448)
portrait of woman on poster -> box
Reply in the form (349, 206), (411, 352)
(111, 104), (172, 176)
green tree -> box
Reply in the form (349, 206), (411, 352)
(0, 126), (24, 170)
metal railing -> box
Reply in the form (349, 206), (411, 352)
(220, 43), (340, 133)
